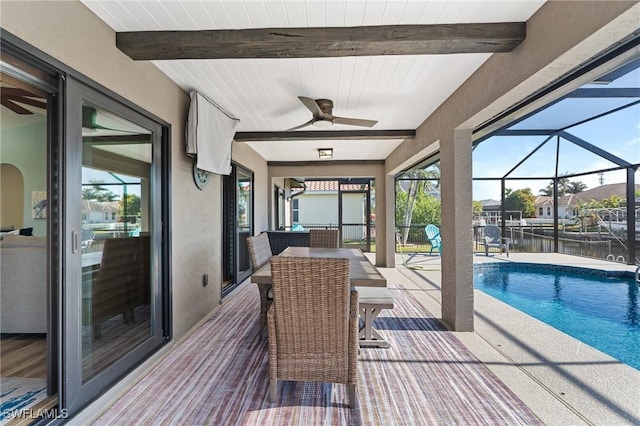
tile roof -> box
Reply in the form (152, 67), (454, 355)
(577, 183), (639, 202)
(303, 181), (365, 192)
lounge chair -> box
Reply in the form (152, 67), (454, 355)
(483, 225), (510, 257)
(268, 256), (358, 407)
(424, 224), (442, 256)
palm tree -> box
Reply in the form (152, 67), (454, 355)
(539, 184), (553, 196)
(397, 164), (440, 243)
(82, 180), (118, 201)
(539, 173), (573, 197)
(566, 181), (587, 194)
(557, 174), (570, 196)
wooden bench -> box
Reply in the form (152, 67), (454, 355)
(357, 286), (395, 348)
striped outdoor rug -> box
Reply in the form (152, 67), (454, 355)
(94, 283), (541, 425)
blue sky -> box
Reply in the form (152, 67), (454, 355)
(82, 167), (142, 199)
(472, 99), (640, 201)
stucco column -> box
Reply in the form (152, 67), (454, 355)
(382, 174), (396, 268)
(440, 128), (474, 331)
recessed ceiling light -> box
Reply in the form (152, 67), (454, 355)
(318, 148), (333, 159)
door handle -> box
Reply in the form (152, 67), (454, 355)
(71, 230), (79, 254)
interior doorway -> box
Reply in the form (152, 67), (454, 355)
(0, 55), (58, 419)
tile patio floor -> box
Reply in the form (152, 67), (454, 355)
(80, 252), (639, 425)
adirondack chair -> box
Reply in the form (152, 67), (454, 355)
(483, 225), (510, 257)
(424, 224), (442, 256)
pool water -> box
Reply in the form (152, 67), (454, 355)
(474, 263), (640, 371)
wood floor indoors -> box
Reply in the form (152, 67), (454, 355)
(1, 334), (47, 379)
(1, 334), (56, 426)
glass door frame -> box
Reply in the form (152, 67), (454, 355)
(62, 76), (171, 412)
(338, 181), (372, 251)
(1, 31), (63, 404)
(222, 163), (254, 297)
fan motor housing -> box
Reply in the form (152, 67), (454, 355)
(315, 99), (334, 115)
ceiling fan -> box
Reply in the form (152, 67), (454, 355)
(287, 96), (378, 131)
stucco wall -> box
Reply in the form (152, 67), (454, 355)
(298, 194), (339, 224)
(1, 121), (47, 236)
(298, 193), (364, 227)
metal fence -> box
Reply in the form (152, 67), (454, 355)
(395, 223), (634, 263)
(509, 229), (613, 258)
(283, 223), (634, 262)
(395, 225), (432, 251)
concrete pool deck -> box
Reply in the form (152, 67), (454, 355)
(382, 252), (640, 425)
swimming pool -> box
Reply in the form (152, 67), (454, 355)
(473, 263), (639, 371)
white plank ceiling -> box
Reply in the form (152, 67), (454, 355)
(81, 0), (546, 162)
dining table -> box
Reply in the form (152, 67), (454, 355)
(250, 246), (387, 287)
(251, 246), (394, 347)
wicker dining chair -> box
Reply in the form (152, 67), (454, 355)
(267, 256), (359, 408)
(247, 233), (273, 329)
(309, 229), (340, 248)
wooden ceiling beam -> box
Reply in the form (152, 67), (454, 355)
(234, 130), (415, 142)
(116, 23), (526, 60)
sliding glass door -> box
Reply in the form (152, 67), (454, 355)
(222, 164), (253, 296)
(63, 77), (169, 411)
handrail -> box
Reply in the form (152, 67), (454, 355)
(594, 212), (628, 250)
(635, 265), (640, 285)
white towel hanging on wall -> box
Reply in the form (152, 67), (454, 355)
(186, 91), (240, 175)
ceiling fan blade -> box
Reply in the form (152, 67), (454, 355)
(298, 96), (322, 115)
(7, 95), (47, 110)
(332, 116), (378, 127)
(1, 98), (33, 115)
(286, 118), (315, 131)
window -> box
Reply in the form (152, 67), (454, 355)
(274, 186), (285, 230)
(547, 207), (551, 216)
(539, 207), (543, 216)
(292, 198), (299, 223)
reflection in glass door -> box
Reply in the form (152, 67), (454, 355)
(64, 77), (168, 412)
(80, 108), (152, 380)
(222, 164), (253, 295)
(236, 167), (252, 282)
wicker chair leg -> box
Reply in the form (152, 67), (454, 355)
(348, 384), (356, 408)
(269, 379), (278, 403)
(258, 285), (270, 328)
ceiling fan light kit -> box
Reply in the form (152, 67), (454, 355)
(312, 119), (333, 128)
(287, 96), (378, 131)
